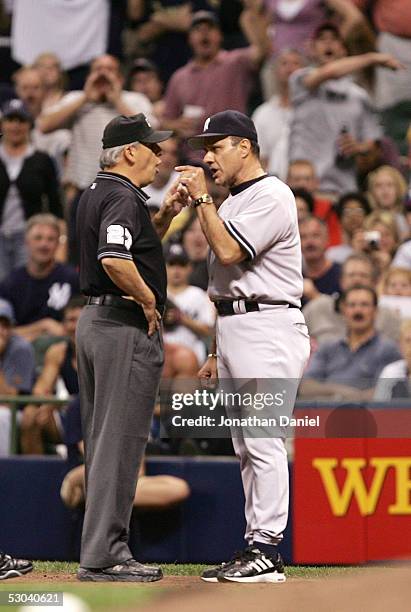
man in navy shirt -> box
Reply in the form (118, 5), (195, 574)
(0, 214), (79, 342)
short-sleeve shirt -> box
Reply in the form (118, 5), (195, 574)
(43, 91), (154, 189)
(304, 333), (401, 389)
(289, 68), (382, 193)
(0, 264), (80, 325)
(208, 175), (303, 306)
(77, 171), (166, 307)
(0, 334), (35, 394)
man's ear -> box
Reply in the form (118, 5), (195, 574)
(239, 139), (251, 158)
(124, 145), (137, 165)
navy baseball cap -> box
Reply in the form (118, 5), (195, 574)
(188, 110), (258, 150)
(102, 113), (172, 149)
(1, 99), (32, 122)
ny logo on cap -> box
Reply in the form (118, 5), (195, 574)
(203, 117), (211, 132)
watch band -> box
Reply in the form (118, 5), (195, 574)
(193, 194), (213, 208)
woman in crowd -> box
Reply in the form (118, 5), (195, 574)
(0, 100), (63, 281)
(367, 165), (409, 240)
(327, 192), (371, 264)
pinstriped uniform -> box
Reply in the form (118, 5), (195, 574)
(209, 175), (311, 546)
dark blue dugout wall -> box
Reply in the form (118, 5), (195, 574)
(0, 457), (293, 563)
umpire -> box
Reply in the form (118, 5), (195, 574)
(75, 114), (183, 582)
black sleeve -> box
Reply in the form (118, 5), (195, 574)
(97, 191), (141, 262)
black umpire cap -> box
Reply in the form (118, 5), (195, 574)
(102, 113), (172, 149)
(188, 110), (258, 150)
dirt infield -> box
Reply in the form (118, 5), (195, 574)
(135, 567), (411, 612)
(5, 567), (411, 611)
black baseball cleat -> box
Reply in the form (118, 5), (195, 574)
(77, 558), (163, 582)
(0, 552), (33, 580)
(201, 548), (254, 583)
(217, 548), (286, 583)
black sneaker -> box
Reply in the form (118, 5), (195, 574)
(0, 552), (33, 580)
(201, 548), (252, 583)
(217, 548), (286, 583)
(77, 558), (163, 582)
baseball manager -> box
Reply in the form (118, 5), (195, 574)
(75, 113), (185, 582)
(177, 110), (311, 583)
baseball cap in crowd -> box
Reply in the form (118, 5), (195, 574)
(0, 299), (15, 325)
(1, 99), (33, 123)
(102, 113), (172, 149)
(165, 243), (190, 266)
(188, 110), (258, 150)
(190, 10), (220, 30)
(129, 58), (159, 77)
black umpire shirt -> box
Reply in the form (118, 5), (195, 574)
(76, 171), (167, 306)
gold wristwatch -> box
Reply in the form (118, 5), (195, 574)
(193, 194), (214, 208)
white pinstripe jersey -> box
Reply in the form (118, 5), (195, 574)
(208, 175), (303, 306)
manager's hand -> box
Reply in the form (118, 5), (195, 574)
(198, 355), (218, 389)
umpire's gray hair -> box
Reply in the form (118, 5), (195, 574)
(99, 141), (140, 170)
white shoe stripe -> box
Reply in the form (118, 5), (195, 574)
(250, 561), (263, 572)
(255, 559), (268, 570)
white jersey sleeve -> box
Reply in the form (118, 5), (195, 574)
(223, 179), (296, 260)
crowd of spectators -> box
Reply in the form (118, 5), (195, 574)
(1, 0), (411, 461)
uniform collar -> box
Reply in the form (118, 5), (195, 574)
(97, 171), (150, 203)
(230, 174), (268, 196)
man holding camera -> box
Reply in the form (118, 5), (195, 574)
(38, 54), (156, 263)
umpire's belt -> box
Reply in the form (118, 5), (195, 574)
(87, 295), (164, 316)
(214, 300), (300, 316)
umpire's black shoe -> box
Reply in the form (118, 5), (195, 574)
(217, 548), (286, 583)
(0, 552), (33, 580)
(77, 559), (163, 582)
(201, 548), (253, 583)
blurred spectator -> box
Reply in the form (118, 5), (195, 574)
(266, 0), (366, 58)
(20, 297), (83, 455)
(0, 298), (35, 456)
(38, 53), (154, 264)
(288, 22), (400, 195)
(353, 1), (411, 154)
(162, 8), (270, 147)
(300, 285), (401, 400)
(13, 66), (71, 178)
(164, 244), (215, 366)
(252, 48), (305, 180)
(128, 58), (165, 122)
(124, 0), (194, 83)
(326, 192), (371, 264)
(0, 100), (63, 281)
(33, 53), (66, 110)
(303, 253), (401, 345)
(0, 214), (79, 342)
(180, 212), (209, 291)
(382, 267), (411, 297)
(286, 159), (341, 245)
(300, 216), (342, 302)
(374, 319), (411, 400)
(361, 210), (399, 282)
(13, 67), (44, 120)
(367, 165), (409, 240)
(293, 188), (315, 225)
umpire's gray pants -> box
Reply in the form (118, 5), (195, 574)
(76, 304), (164, 568)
